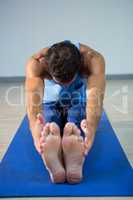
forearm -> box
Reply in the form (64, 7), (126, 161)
(27, 97), (43, 130)
(85, 50), (106, 135)
(25, 78), (44, 130)
(86, 81), (105, 136)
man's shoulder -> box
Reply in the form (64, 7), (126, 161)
(79, 43), (93, 55)
(79, 43), (105, 76)
(26, 47), (50, 79)
(26, 57), (48, 79)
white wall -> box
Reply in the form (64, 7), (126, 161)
(0, 0), (133, 76)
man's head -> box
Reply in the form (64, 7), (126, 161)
(44, 41), (82, 84)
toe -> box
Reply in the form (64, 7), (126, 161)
(43, 123), (50, 137)
(63, 122), (73, 136)
(72, 124), (81, 136)
(50, 122), (60, 136)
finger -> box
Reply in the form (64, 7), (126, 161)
(84, 148), (89, 156)
(36, 144), (42, 155)
(83, 138), (88, 149)
(84, 141), (90, 150)
(37, 113), (45, 125)
(41, 130), (44, 137)
(36, 119), (43, 132)
(39, 148), (44, 155)
(84, 137), (93, 154)
(37, 113), (44, 124)
(40, 142), (45, 147)
(80, 119), (87, 129)
(83, 143), (89, 155)
(39, 143), (45, 154)
(40, 134), (46, 145)
(40, 145), (45, 154)
(40, 136), (45, 143)
(80, 120), (88, 135)
(40, 125), (47, 137)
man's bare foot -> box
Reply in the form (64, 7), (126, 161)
(41, 122), (66, 183)
(62, 122), (85, 184)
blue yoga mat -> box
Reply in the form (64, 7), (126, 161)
(0, 112), (133, 197)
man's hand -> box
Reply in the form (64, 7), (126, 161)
(80, 119), (95, 155)
(31, 114), (45, 155)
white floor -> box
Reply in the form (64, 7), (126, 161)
(0, 79), (133, 200)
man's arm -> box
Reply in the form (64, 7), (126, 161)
(86, 52), (105, 134)
(25, 57), (44, 127)
(25, 47), (49, 127)
(80, 44), (106, 154)
(25, 55), (45, 153)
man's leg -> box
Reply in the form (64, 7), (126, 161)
(62, 103), (86, 184)
(40, 102), (65, 183)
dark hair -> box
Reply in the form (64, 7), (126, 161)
(44, 40), (82, 82)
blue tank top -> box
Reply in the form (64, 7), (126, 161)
(43, 40), (87, 103)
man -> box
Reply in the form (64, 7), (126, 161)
(25, 40), (105, 184)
